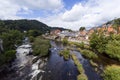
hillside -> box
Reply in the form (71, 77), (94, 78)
(0, 19), (66, 34)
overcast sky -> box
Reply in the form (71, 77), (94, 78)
(0, 0), (120, 30)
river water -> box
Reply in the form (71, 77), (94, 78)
(0, 40), (102, 80)
(42, 41), (102, 80)
(0, 43), (47, 80)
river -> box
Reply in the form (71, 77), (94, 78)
(42, 41), (102, 80)
(0, 40), (102, 80)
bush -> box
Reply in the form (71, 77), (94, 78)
(75, 42), (84, 49)
(60, 49), (70, 60)
(102, 65), (120, 80)
(5, 50), (16, 62)
(29, 36), (34, 42)
(105, 40), (120, 61)
(80, 49), (98, 60)
(33, 36), (50, 56)
(77, 74), (88, 80)
(90, 32), (108, 53)
(62, 38), (68, 44)
(0, 50), (16, 66)
(0, 54), (6, 66)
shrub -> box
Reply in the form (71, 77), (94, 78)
(60, 49), (70, 60)
(0, 54), (6, 66)
(74, 42), (84, 49)
(102, 65), (120, 80)
(105, 40), (120, 61)
(0, 50), (16, 65)
(81, 49), (98, 60)
(33, 36), (50, 56)
(29, 36), (34, 42)
(90, 32), (108, 53)
(77, 74), (88, 80)
(5, 50), (16, 62)
(62, 38), (68, 44)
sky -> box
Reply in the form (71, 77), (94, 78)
(0, 0), (120, 30)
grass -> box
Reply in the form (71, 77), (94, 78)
(62, 38), (68, 45)
(60, 49), (70, 60)
(32, 36), (50, 57)
(77, 73), (88, 80)
(71, 54), (88, 80)
(89, 60), (98, 67)
(80, 49), (98, 60)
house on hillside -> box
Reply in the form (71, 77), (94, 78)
(88, 28), (95, 36)
(50, 29), (61, 36)
(79, 30), (87, 37)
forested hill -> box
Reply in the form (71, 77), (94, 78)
(2, 19), (50, 33)
(0, 19), (66, 34)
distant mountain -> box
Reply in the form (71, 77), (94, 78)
(100, 18), (120, 27)
(2, 19), (50, 33)
(0, 19), (66, 34)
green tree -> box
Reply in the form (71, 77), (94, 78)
(27, 30), (42, 37)
(105, 40), (120, 61)
(0, 30), (23, 51)
(79, 27), (85, 31)
(113, 18), (120, 33)
(90, 32), (108, 53)
(32, 36), (50, 56)
(103, 65), (120, 80)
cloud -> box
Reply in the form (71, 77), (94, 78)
(38, 0), (120, 30)
(12, 0), (64, 10)
(0, 0), (64, 19)
(0, 0), (120, 30)
(61, 0), (120, 28)
(0, 0), (21, 19)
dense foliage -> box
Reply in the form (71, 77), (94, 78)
(90, 32), (108, 53)
(0, 30), (23, 51)
(79, 27), (86, 31)
(60, 49), (70, 60)
(32, 36), (50, 56)
(102, 65), (120, 80)
(62, 38), (68, 45)
(2, 20), (50, 33)
(112, 18), (120, 33)
(105, 40), (120, 61)
(81, 49), (98, 60)
(0, 19), (52, 66)
(0, 30), (23, 65)
(90, 31), (120, 61)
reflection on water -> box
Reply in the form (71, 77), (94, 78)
(0, 40), (102, 80)
(0, 43), (45, 80)
(42, 41), (102, 80)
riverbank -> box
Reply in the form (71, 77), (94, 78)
(67, 41), (120, 80)
(0, 36), (51, 80)
(52, 40), (102, 80)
